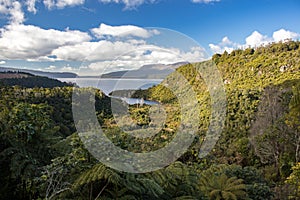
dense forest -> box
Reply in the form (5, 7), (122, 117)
(0, 71), (74, 88)
(1, 41), (300, 199)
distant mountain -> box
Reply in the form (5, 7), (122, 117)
(100, 62), (189, 79)
(0, 66), (77, 78)
(0, 61), (188, 79)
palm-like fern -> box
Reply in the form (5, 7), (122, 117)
(73, 162), (121, 187)
(73, 162), (123, 199)
(199, 165), (247, 200)
(122, 173), (165, 199)
(145, 161), (204, 199)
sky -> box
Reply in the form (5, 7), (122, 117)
(0, 0), (299, 75)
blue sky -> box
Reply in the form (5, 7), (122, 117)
(0, 0), (299, 75)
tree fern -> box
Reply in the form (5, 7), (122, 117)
(122, 173), (165, 199)
(73, 163), (121, 188)
(199, 165), (247, 200)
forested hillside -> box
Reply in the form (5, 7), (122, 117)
(0, 71), (74, 88)
(1, 41), (300, 199)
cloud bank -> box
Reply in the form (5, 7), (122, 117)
(209, 29), (300, 54)
(0, 0), (299, 75)
(0, 24), (91, 60)
(0, 21), (207, 75)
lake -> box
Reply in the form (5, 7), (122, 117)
(58, 78), (162, 104)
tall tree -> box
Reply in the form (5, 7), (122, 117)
(285, 85), (300, 163)
(250, 85), (291, 180)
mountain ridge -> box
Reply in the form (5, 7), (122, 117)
(0, 66), (77, 78)
(100, 62), (189, 79)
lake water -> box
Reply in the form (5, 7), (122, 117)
(58, 78), (162, 105)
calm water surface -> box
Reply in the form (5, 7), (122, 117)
(58, 78), (162, 105)
(58, 78), (162, 95)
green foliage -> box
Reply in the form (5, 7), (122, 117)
(1, 41), (300, 199)
(0, 102), (59, 199)
(0, 72), (73, 88)
(224, 165), (273, 199)
(285, 162), (300, 198)
(74, 163), (121, 188)
(199, 165), (247, 200)
(0, 86), (111, 199)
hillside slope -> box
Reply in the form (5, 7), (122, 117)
(0, 66), (77, 78)
(140, 40), (300, 169)
(0, 71), (73, 88)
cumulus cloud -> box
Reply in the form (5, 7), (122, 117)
(10, 1), (24, 24)
(51, 38), (206, 66)
(191, 0), (220, 3)
(51, 40), (137, 61)
(209, 29), (300, 54)
(245, 29), (300, 47)
(209, 36), (241, 54)
(1, 0), (84, 20)
(0, 0), (25, 24)
(91, 23), (159, 39)
(245, 31), (272, 47)
(55, 42), (156, 61)
(0, 22), (207, 71)
(0, 0), (13, 15)
(81, 45), (206, 75)
(43, 0), (85, 9)
(99, 0), (157, 9)
(0, 60), (6, 64)
(0, 24), (91, 60)
(273, 29), (299, 42)
(26, 0), (37, 13)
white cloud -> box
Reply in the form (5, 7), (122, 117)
(245, 29), (300, 47)
(87, 61), (136, 74)
(209, 29), (300, 54)
(0, 24), (91, 60)
(52, 38), (207, 66)
(91, 23), (159, 39)
(43, 0), (54, 9)
(273, 29), (299, 42)
(0, 0), (25, 24)
(99, 0), (156, 9)
(191, 0), (220, 3)
(182, 47), (206, 62)
(0, 22), (206, 70)
(245, 31), (271, 47)
(52, 40), (138, 61)
(26, 0), (37, 13)
(46, 65), (56, 70)
(0, 60), (6, 64)
(209, 36), (241, 54)
(0, 0), (13, 15)
(56, 0), (84, 8)
(79, 45), (206, 75)
(9, 1), (24, 24)
(43, 0), (84, 9)
(61, 65), (75, 71)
